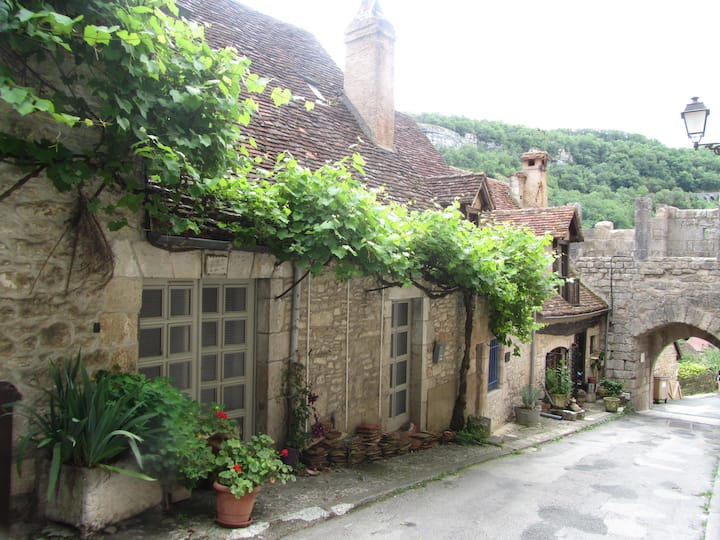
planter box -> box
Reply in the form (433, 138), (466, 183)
(39, 462), (162, 534)
(514, 406), (541, 427)
(603, 396), (621, 413)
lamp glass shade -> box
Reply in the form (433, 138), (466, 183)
(681, 97), (710, 143)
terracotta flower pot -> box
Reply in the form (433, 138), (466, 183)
(213, 482), (261, 528)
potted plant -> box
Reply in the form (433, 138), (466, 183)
(102, 370), (235, 505)
(213, 433), (295, 527)
(8, 354), (162, 534)
(515, 385), (542, 426)
(545, 359), (572, 409)
(599, 378), (624, 412)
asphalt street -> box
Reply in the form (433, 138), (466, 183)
(286, 396), (720, 540)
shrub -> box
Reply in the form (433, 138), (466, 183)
(599, 378), (624, 397)
(102, 371), (235, 489)
(678, 362), (709, 380)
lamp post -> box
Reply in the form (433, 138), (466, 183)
(681, 97), (720, 154)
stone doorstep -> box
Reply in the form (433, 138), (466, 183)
(548, 409), (586, 421)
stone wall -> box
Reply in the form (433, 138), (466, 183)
(296, 270), (504, 433)
(574, 200), (720, 260)
(573, 254), (720, 409)
(3, 160), (532, 512)
(651, 205), (719, 258)
(653, 344), (678, 379)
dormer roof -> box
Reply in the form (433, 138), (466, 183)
(488, 206), (583, 242)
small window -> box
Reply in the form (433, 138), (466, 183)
(488, 339), (500, 391)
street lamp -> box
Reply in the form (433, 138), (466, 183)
(681, 97), (720, 154)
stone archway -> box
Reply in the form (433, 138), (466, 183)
(633, 323), (720, 409)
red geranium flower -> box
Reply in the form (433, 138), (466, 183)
(217, 411), (228, 420)
(232, 464), (242, 473)
(280, 448), (289, 457)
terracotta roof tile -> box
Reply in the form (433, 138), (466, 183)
(488, 206), (583, 241)
(422, 172), (486, 206)
(178, 0), (450, 209)
(541, 282), (608, 318)
(485, 178), (519, 210)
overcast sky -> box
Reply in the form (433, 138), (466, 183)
(237, 0), (720, 150)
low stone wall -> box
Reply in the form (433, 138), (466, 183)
(679, 371), (717, 396)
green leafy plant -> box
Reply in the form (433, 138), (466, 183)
(599, 378), (624, 397)
(101, 371), (236, 490)
(590, 352), (604, 379)
(678, 362), (707, 379)
(214, 434), (294, 498)
(452, 416), (490, 446)
(545, 359), (572, 397)
(283, 362), (323, 451)
(8, 353), (156, 499)
(520, 385), (542, 408)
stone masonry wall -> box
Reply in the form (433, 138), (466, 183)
(1, 164), (295, 500)
(574, 203), (719, 260)
(574, 254), (720, 409)
(296, 270), (500, 434)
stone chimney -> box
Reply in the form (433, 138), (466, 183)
(509, 150), (549, 208)
(344, 0), (396, 150)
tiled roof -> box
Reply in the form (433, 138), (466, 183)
(178, 0), (451, 208)
(488, 206), (583, 241)
(541, 282), (608, 318)
(485, 178), (519, 210)
(422, 172), (486, 206)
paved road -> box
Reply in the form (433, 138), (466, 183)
(287, 396), (720, 539)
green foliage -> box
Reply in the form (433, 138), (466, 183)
(678, 362), (709, 380)
(214, 434), (294, 498)
(414, 113), (720, 228)
(0, 0), (266, 229)
(545, 359), (572, 397)
(521, 385), (542, 408)
(403, 207), (556, 346)
(8, 354), (156, 499)
(681, 346), (720, 373)
(452, 417), (488, 446)
(283, 362), (321, 450)
(102, 371), (235, 488)
(599, 378), (624, 397)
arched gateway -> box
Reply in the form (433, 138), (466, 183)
(572, 198), (720, 409)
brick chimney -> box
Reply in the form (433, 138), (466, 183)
(509, 150), (549, 208)
(344, 0), (396, 150)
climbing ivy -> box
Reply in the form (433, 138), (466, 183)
(1, 0), (558, 429)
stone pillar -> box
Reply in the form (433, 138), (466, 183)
(634, 197), (652, 260)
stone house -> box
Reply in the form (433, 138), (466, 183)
(0, 0), (607, 520)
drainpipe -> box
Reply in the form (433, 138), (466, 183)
(345, 281), (350, 431)
(529, 312), (536, 387)
(287, 264), (302, 442)
(290, 264), (302, 365)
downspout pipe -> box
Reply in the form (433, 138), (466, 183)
(290, 264), (302, 365)
(286, 264), (302, 442)
(529, 312), (536, 388)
